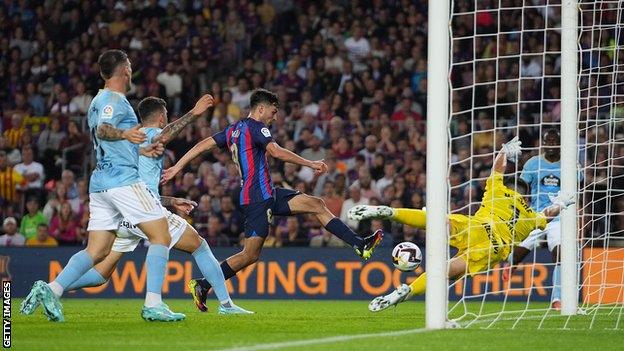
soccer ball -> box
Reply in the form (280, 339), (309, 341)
(391, 242), (422, 272)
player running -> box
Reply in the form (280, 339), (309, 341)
(161, 88), (383, 312)
(48, 96), (252, 315)
(501, 129), (583, 310)
(348, 138), (575, 312)
(20, 49), (183, 322)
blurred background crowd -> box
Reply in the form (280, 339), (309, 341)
(0, 0), (621, 248)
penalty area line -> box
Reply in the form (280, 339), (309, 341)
(215, 327), (430, 351)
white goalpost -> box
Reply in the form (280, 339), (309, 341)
(426, 0), (624, 329)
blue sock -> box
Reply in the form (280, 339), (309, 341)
(65, 268), (107, 291)
(146, 244), (169, 294)
(325, 218), (364, 249)
(192, 240), (231, 304)
(552, 264), (561, 302)
(54, 250), (94, 290)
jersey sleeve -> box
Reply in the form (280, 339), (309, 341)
(252, 123), (273, 147)
(534, 212), (547, 231)
(212, 127), (228, 149)
(485, 171), (504, 193)
(520, 158), (535, 187)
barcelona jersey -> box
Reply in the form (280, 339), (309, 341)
(213, 118), (274, 205)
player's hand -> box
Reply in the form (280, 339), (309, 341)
(310, 160), (328, 176)
(501, 136), (522, 162)
(172, 197), (198, 215)
(161, 166), (181, 184)
(140, 142), (165, 158)
(548, 191), (575, 210)
(190, 94), (215, 116)
(122, 125), (147, 144)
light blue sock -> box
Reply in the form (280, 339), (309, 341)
(146, 244), (169, 294)
(552, 264), (561, 302)
(192, 240), (231, 304)
(54, 250), (94, 290)
(65, 268), (107, 291)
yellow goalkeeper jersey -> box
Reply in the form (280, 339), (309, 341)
(474, 171), (547, 245)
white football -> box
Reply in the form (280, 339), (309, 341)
(391, 242), (422, 272)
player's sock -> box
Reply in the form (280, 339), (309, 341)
(192, 240), (232, 306)
(51, 250), (94, 297)
(552, 264), (561, 302)
(196, 260), (238, 291)
(65, 268), (107, 291)
(393, 208), (427, 229)
(408, 272), (427, 296)
(145, 244), (169, 308)
(325, 218), (364, 250)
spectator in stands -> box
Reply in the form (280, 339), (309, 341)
(19, 196), (48, 241)
(0, 217), (25, 246)
(14, 145), (44, 196)
(61, 121), (89, 174)
(0, 150), (25, 209)
(70, 81), (93, 116)
(309, 228), (345, 248)
(217, 196), (242, 244)
(157, 61), (182, 115)
(50, 91), (79, 118)
(49, 201), (81, 246)
(321, 181), (343, 217)
(4, 114), (24, 149)
(37, 118), (66, 179)
(25, 223), (58, 247)
(340, 184), (369, 230)
(278, 217), (308, 247)
(203, 216), (230, 247)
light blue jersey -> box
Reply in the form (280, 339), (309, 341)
(138, 127), (163, 196)
(520, 155), (583, 217)
(87, 89), (140, 193)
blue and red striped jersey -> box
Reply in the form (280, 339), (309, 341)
(214, 118), (274, 205)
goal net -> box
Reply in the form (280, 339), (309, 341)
(437, 0), (624, 329)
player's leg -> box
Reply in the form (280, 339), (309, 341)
(65, 251), (124, 291)
(194, 200), (269, 300)
(368, 256), (467, 312)
(285, 190), (383, 259)
(349, 205), (427, 229)
(20, 192), (120, 321)
(547, 221), (562, 310)
(174, 224), (253, 315)
(113, 183), (183, 321)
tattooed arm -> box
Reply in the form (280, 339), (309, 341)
(152, 94), (214, 146)
(96, 123), (146, 144)
(160, 196), (197, 215)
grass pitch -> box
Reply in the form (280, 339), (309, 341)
(11, 299), (623, 351)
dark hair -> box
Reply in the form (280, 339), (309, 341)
(37, 223), (48, 229)
(138, 97), (166, 123)
(249, 88), (279, 109)
(98, 49), (128, 79)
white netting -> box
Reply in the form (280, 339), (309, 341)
(444, 0), (624, 329)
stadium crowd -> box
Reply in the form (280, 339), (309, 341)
(0, 0), (621, 248)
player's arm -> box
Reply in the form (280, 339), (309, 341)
(96, 123), (146, 143)
(266, 142), (328, 175)
(160, 196), (197, 215)
(138, 142), (165, 158)
(152, 94), (214, 146)
(161, 136), (218, 183)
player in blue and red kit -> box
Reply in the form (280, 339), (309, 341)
(162, 88), (383, 312)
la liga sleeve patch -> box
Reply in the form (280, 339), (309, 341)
(261, 127), (272, 138)
(101, 105), (114, 119)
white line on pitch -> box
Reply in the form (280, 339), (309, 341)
(214, 327), (430, 351)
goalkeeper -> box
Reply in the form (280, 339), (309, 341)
(348, 137), (575, 312)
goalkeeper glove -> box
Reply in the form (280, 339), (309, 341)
(548, 191), (575, 211)
(501, 136), (522, 163)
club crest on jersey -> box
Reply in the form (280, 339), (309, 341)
(542, 174), (560, 187)
(261, 127), (271, 138)
(102, 105), (114, 119)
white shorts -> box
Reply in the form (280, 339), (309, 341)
(88, 182), (164, 231)
(518, 221), (561, 252)
(112, 206), (188, 252)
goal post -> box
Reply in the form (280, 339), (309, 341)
(559, 0), (579, 317)
(425, 0), (450, 330)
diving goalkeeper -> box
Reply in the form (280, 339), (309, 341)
(348, 137), (575, 312)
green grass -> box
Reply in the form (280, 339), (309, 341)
(11, 299), (624, 351)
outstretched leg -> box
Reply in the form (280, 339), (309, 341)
(348, 205), (427, 229)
